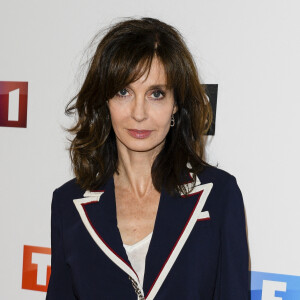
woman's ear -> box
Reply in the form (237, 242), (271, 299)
(173, 103), (178, 114)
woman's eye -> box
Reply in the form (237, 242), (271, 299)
(115, 89), (165, 100)
(116, 89), (129, 97)
(150, 90), (165, 100)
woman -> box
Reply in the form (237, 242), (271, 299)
(46, 17), (249, 299)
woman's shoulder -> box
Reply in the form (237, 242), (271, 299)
(52, 178), (86, 202)
(192, 165), (243, 201)
(195, 165), (238, 186)
(194, 166), (245, 217)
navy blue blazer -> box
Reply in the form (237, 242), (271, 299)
(46, 166), (249, 299)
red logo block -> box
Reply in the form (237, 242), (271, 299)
(22, 245), (51, 292)
(0, 81), (28, 128)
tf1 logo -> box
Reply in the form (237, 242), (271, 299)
(0, 81), (28, 128)
(22, 245), (51, 292)
(251, 271), (300, 299)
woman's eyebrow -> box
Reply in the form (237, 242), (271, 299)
(148, 84), (168, 89)
(127, 84), (168, 90)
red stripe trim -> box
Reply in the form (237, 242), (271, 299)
(81, 202), (139, 280)
(145, 189), (204, 299)
(197, 217), (210, 221)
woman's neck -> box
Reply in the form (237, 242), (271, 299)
(114, 142), (161, 199)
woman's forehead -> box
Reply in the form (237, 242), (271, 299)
(127, 56), (172, 88)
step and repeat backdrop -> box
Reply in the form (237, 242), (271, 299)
(1, 1), (299, 299)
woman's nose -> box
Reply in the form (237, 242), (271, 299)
(131, 96), (148, 122)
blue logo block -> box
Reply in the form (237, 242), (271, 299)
(251, 271), (300, 299)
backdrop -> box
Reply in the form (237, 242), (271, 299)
(1, 0), (299, 299)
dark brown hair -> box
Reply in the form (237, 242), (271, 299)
(65, 17), (213, 196)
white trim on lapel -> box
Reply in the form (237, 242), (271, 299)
(73, 171), (212, 300)
(83, 190), (104, 198)
(145, 174), (212, 300)
(73, 191), (144, 297)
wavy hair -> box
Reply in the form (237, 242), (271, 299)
(65, 17), (213, 196)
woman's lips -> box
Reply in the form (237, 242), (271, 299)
(128, 129), (152, 139)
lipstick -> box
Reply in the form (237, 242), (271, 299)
(128, 129), (152, 139)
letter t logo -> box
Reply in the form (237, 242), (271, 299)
(262, 280), (287, 300)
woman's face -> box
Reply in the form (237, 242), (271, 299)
(107, 56), (177, 154)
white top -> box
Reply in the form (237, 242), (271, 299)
(123, 231), (153, 287)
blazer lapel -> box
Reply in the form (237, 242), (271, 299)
(73, 175), (142, 289)
(73, 171), (213, 300)
(142, 172), (213, 300)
